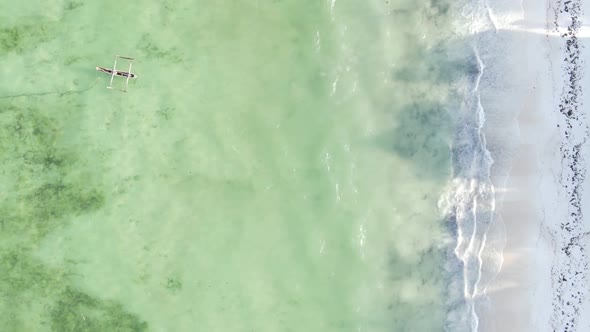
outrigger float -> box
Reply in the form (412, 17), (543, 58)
(96, 55), (137, 92)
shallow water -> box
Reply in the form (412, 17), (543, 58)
(0, 1), (465, 331)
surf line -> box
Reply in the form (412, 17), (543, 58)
(0, 77), (101, 99)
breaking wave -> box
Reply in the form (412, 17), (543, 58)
(440, 2), (509, 331)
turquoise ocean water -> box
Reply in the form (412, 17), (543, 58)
(0, 1), (476, 331)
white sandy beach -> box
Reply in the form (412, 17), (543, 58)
(473, 0), (590, 331)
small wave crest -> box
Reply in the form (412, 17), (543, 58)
(439, 40), (507, 332)
(438, 0), (527, 329)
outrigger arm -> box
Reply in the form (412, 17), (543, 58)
(96, 55), (137, 92)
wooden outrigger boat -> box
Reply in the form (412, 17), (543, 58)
(96, 55), (137, 92)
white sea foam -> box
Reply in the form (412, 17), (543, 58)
(441, 2), (512, 331)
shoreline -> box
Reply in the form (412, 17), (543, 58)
(474, 0), (590, 331)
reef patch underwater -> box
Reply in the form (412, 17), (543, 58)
(0, 97), (148, 331)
